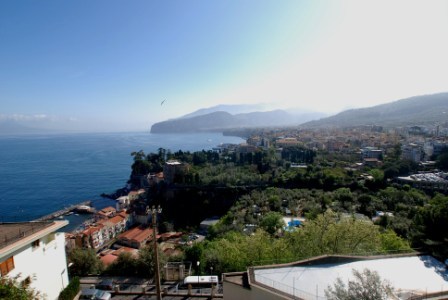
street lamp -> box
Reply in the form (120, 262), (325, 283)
(197, 261), (200, 285)
(210, 266), (213, 275)
(152, 205), (162, 300)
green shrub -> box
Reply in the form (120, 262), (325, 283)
(58, 276), (80, 300)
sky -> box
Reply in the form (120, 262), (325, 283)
(1, 0), (447, 132)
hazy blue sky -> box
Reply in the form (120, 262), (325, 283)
(1, 0), (447, 132)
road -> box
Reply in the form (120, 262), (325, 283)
(80, 277), (222, 299)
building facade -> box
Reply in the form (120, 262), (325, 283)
(0, 221), (69, 300)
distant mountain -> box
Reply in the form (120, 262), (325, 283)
(0, 119), (70, 135)
(300, 93), (448, 128)
(150, 109), (326, 133)
(180, 104), (270, 119)
(0, 120), (42, 135)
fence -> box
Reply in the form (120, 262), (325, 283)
(256, 274), (326, 300)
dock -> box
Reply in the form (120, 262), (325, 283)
(34, 200), (92, 222)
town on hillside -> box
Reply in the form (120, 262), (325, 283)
(1, 122), (448, 299)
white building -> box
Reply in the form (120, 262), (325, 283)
(401, 143), (423, 162)
(360, 147), (383, 160)
(0, 221), (69, 299)
(116, 195), (130, 211)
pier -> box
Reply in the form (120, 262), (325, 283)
(34, 200), (92, 222)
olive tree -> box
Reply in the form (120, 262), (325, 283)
(325, 268), (394, 300)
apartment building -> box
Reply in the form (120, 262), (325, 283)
(0, 221), (69, 299)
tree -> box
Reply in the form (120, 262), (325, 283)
(379, 229), (412, 253)
(325, 268), (394, 300)
(68, 248), (103, 276)
(0, 275), (40, 300)
(333, 188), (354, 211)
(411, 193), (448, 258)
(436, 150), (448, 170)
(259, 211), (284, 235)
(105, 252), (138, 276)
(184, 243), (204, 269)
(287, 210), (382, 256)
(137, 245), (166, 279)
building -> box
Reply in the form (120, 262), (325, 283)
(397, 172), (448, 192)
(116, 195), (130, 211)
(77, 212), (129, 250)
(362, 157), (381, 167)
(128, 189), (146, 201)
(235, 143), (258, 155)
(360, 147), (383, 160)
(199, 217), (220, 233)
(116, 225), (154, 249)
(96, 206), (116, 220)
(223, 254), (448, 300)
(99, 246), (138, 267)
(0, 221), (69, 300)
(163, 160), (189, 185)
(276, 137), (299, 148)
(401, 143), (423, 162)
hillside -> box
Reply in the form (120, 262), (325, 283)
(300, 93), (448, 128)
(180, 104), (270, 119)
(150, 109), (324, 133)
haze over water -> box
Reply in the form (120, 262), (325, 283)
(0, 132), (244, 223)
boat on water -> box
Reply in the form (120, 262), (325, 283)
(73, 205), (95, 214)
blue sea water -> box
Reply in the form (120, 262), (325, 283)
(0, 131), (244, 225)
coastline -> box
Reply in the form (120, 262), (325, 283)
(34, 200), (92, 222)
(0, 132), (244, 227)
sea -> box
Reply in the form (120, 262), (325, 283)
(0, 131), (244, 231)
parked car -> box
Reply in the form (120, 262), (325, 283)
(79, 288), (112, 300)
(96, 279), (118, 291)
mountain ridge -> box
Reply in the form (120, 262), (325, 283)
(180, 104), (271, 119)
(150, 109), (325, 133)
(300, 93), (448, 128)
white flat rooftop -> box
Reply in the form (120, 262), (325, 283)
(254, 255), (448, 300)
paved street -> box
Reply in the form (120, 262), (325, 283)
(80, 276), (222, 299)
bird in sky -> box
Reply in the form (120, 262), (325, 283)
(161, 100), (166, 106)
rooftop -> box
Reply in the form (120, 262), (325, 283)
(0, 222), (55, 249)
(251, 254), (448, 300)
(399, 172), (448, 183)
(118, 226), (154, 243)
(0, 221), (68, 257)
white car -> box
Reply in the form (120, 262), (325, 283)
(79, 288), (112, 300)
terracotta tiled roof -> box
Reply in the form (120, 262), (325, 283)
(118, 226), (153, 243)
(160, 232), (183, 240)
(83, 225), (103, 236)
(100, 254), (118, 266)
(107, 215), (125, 225)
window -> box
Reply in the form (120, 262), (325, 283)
(32, 239), (40, 249)
(0, 257), (15, 276)
(46, 233), (55, 243)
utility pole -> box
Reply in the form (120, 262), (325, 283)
(152, 206), (162, 300)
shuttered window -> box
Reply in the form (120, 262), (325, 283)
(0, 257), (15, 276)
